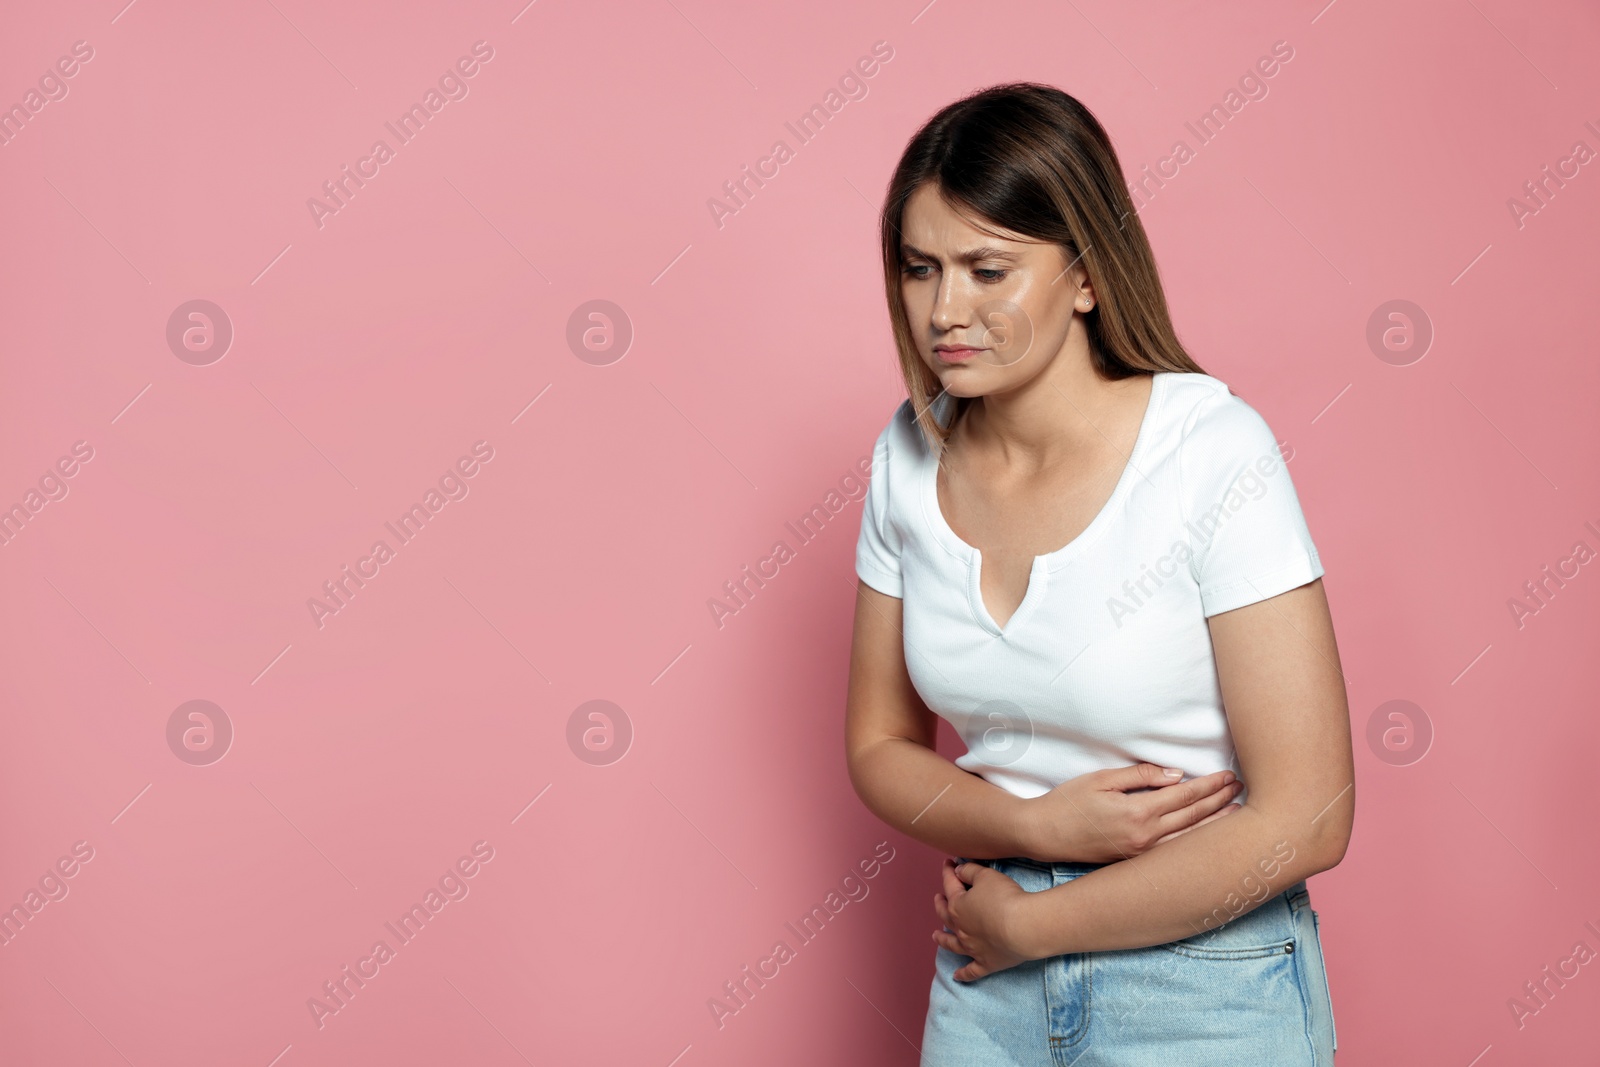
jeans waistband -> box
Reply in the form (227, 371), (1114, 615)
(961, 856), (1109, 875)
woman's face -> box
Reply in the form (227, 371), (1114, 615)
(898, 183), (1089, 398)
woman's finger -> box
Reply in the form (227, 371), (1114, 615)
(1154, 777), (1240, 830)
(952, 861), (983, 887)
(1146, 769), (1236, 816)
(1154, 799), (1242, 843)
(1095, 762), (1187, 793)
(941, 860), (967, 897)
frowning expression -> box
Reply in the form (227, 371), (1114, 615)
(898, 183), (1090, 397)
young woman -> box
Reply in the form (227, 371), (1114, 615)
(845, 83), (1353, 1064)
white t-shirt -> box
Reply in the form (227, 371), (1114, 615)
(854, 371), (1324, 800)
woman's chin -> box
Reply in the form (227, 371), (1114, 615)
(929, 365), (985, 392)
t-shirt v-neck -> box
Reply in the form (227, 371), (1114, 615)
(855, 371), (1325, 800)
(923, 373), (1165, 639)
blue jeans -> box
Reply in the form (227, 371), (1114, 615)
(922, 857), (1338, 1065)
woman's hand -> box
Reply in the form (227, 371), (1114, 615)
(1018, 764), (1242, 863)
(932, 858), (1033, 981)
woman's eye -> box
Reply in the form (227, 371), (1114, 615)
(900, 265), (1008, 282)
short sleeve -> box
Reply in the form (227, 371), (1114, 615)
(854, 419), (904, 598)
(1178, 388), (1324, 617)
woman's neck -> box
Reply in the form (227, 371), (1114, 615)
(956, 365), (1148, 476)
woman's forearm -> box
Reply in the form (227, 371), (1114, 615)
(848, 736), (1036, 860)
(1011, 801), (1349, 958)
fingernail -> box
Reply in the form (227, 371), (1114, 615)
(1163, 768), (1183, 778)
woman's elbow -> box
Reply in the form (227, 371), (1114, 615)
(845, 735), (897, 808)
(1304, 798), (1354, 874)
(1245, 788), (1353, 877)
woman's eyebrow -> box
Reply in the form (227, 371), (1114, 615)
(900, 243), (1023, 263)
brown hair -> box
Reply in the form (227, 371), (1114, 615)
(879, 82), (1206, 450)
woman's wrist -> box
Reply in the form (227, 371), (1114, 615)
(1006, 792), (1094, 864)
(1004, 883), (1065, 961)
(1006, 793), (1043, 859)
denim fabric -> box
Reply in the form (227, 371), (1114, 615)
(922, 857), (1338, 1065)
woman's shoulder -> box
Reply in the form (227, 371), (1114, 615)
(1155, 372), (1292, 497)
(1156, 370), (1232, 415)
(1157, 371), (1277, 446)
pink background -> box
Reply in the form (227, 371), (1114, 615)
(2, 0), (1598, 1063)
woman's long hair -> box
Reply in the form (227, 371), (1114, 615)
(881, 82), (1207, 450)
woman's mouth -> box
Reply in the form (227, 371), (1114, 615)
(934, 345), (984, 364)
